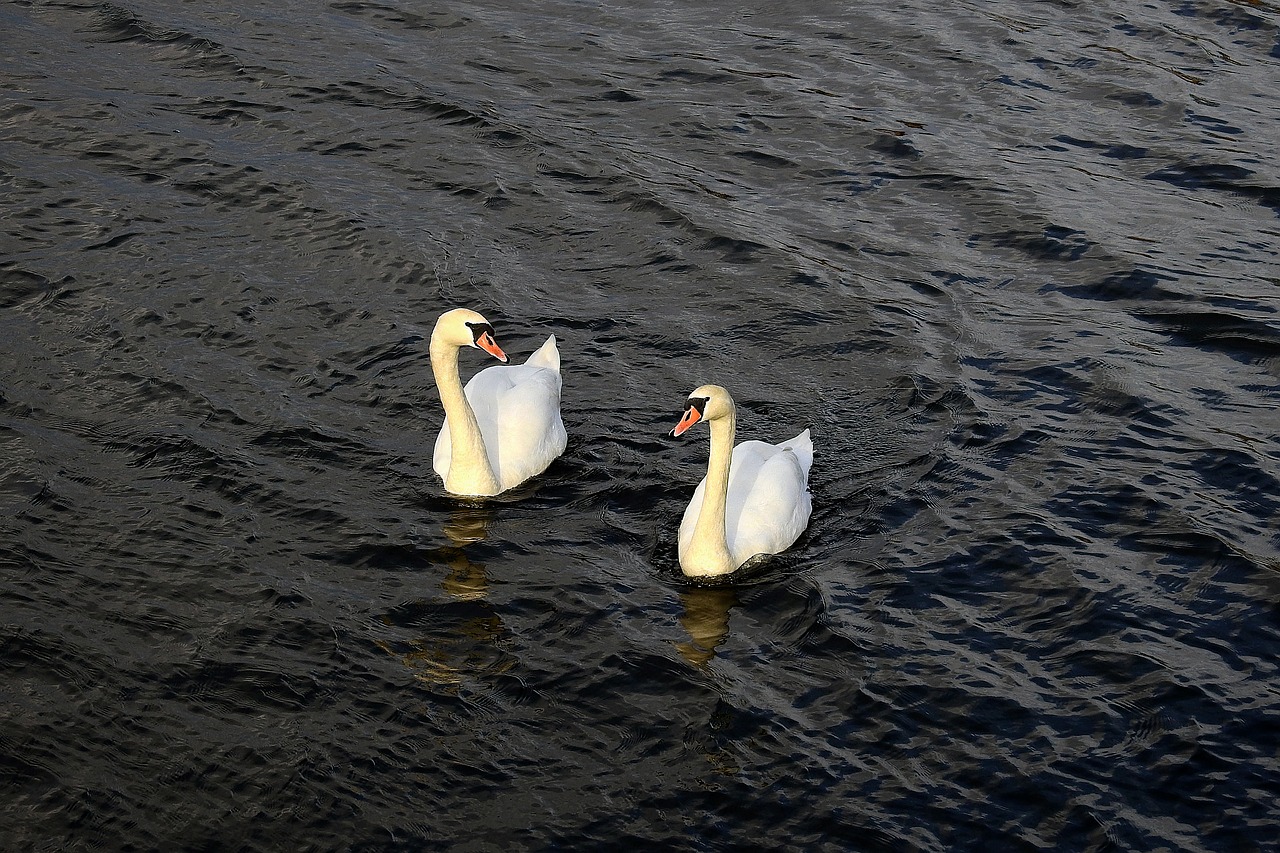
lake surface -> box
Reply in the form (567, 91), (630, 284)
(2, 1), (1278, 850)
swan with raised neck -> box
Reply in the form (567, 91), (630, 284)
(671, 384), (813, 578)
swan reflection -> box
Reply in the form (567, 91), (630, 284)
(437, 503), (493, 600)
(675, 586), (739, 666)
(376, 505), (514, 688)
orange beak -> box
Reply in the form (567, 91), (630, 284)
(476, 331), (508, 363)
(671, 405), (701, 437)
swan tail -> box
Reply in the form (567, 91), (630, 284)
(524, 335), (560, 373)
(780, 428), (814, 479)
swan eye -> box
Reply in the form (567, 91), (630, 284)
(465, 321), (497, 345)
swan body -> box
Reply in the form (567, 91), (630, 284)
(430, 308), (567, 496)
(672, 384), (813, 578)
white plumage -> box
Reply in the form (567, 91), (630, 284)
(677, 432), (814, 568)
(429, 309), (567, 497)
(672, 385), (813, 578)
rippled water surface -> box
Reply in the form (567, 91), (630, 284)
(3, 1), (1279, 850)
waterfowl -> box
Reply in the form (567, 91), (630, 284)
(671, 384), (813, 578)
(430, 308), (567, 496)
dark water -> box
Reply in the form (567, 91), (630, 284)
(3, 0), (1279, 850)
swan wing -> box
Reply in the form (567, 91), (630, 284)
(677, 477), (709, 557)
(491, 365), (567, 489)
(723, 438), (813, 567)
(433, 422), (452, 479)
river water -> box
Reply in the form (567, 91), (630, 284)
(2, 1), (1278, 850)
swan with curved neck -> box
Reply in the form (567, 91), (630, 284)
(671, 384), (813, 578)
(430, 308), (566, 497)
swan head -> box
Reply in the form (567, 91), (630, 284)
(672, 384), (734, 437)
(432, 308), (508, 363)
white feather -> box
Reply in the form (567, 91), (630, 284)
(678, 431), (813, 568)
(433, 334), (567, 494)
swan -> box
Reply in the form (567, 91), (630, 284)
(430, 308), (567, 496)
(671, 384), (813, 578)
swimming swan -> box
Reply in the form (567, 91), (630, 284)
(430, 308), (567, 496)
(671, 384), (813, 578)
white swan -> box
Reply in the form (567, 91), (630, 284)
(430, 308), (567, 496)
(671, 384), (813, 578)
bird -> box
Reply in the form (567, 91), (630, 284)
(429, 308), (567, 496)
(671, 384), (813, 578)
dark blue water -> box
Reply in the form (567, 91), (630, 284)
(2, 1), (1278, 850)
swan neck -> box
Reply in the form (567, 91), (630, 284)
(689, 410), (737, 574)
(430, 338), (499, 495)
